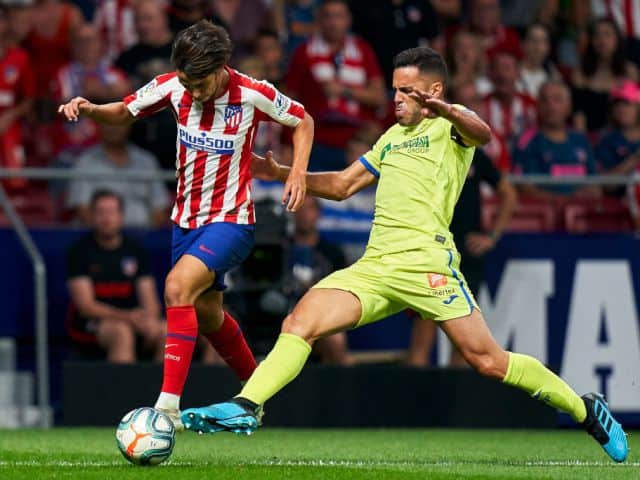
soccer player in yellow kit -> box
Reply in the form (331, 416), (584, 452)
(182, 47), (628, 462)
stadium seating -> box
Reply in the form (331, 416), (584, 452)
(563, 198), (633, 233)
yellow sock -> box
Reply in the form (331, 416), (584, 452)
(503, 352), (587, 423)
(238, 333), (311, 405)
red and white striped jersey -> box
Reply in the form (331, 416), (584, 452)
(482, 92), (537, 148)
(123, 67), (305, 228)
(592, 0), (640, 39)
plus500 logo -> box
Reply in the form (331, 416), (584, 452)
(179, 128), (235, 154)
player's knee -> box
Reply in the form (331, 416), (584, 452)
(468, 352), (503, 379)
(164, 275), (195, 306)
(281, 313), (314, 341)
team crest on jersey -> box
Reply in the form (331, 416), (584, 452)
(137, 79), (157, 99)
(121, 257), (138, 277)
(3, 66), (18, 84)
(224, 105), (243, 129)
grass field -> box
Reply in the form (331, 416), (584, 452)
(0, 428), (637, 480)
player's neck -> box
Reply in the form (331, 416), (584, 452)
(95, 232), (123, 250)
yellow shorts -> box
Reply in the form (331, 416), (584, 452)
(312, 248), (479, 326)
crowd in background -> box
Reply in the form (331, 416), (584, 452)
(1, 0), (640, 230)
(3, 0), (640, 364)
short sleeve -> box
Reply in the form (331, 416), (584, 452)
(66, 242), (88, 279)
(123, 73), (173, 118)
(246, 79), (306, 127)
(360, 133), (389, 178)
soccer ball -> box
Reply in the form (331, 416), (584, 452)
(115, 407), (176, 466)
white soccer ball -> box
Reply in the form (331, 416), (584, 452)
(115, 407), (176, 466)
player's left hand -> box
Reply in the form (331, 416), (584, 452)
(465, 232), (495, 256)
(282, 170), (306, 212)
(408, 88), (452, 119)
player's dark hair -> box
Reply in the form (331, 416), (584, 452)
(393, 47), (448, 86)
(90, 189), (124, 212)
(171, 20), (233, 79)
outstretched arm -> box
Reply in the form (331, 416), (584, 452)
(408, 88), (491, 147)
(58, 97), (135, 125)
(252, 151), (376, 201)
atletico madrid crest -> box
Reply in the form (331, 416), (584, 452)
(224, 105), (243, 129)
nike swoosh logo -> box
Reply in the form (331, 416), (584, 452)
(443, 294), (458, 305)
(198, 244), (216, 255)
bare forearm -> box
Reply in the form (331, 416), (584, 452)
(444, 107), (491, 146)
(85, 102), (135, 125)
(290, 113), (314, 174)
(492, 182), (518, 238)
(275, 164), (345, 200)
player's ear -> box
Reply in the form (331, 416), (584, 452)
(429, 81), (444, 98)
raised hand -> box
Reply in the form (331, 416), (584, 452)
(57, 96), (93, 122)
(407, 88), (452, 119)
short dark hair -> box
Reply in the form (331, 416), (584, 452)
(393, 47), (448, 86)
(171, 20), (233, 79)
(90, 189), (124, 212)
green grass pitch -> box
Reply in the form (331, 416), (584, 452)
(0, 428), (637, 480)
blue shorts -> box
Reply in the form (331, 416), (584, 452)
(171, 222), (255, 291)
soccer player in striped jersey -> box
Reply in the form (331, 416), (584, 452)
(58, 20), (314, 430)
(181, 46), (628, 463)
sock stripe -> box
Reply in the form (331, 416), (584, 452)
(167, 332), (198, 342)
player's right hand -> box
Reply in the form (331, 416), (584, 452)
(57, 96), (93, 122)
(251, 150), (280, 181)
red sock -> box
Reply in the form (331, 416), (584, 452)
(161, 306), (198, 395)
(204, 311), (257, 381)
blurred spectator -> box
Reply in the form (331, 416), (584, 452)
(24, 0), (84, 104)
(589, 0), (640, 68)
(276, 0), (319, 55)
(514, 80), (600, 199)
(518, 22), (562, 99)
(447, 30), (492, 97)
(167, 0), (208, 34)
(318, 123), (379, 263)
(66, 123), (169, 227)
(51, 23), (130, 155)
(115, 0), (176, 171)
(483, 48), (537, 164)
(286, 0), (385, 171)
(209, 0), (275, 63)
(288, 195), (353, 365)
(596, 81), (640, 196)
(253, 29), (285, 86)
(93, 0), (138, 61)
(349, 0), (441, 88)
(499, 0), (557, 32)
(407, 147), (517, 367)
(66, 189), (164, 363)
(0, 3), (34, 190)
(572, 17), (639, 134)
(454, 81), (513, 172)
(445, 0), (521, 58)
(429, 0), (461, 23)
(4, 0), (32, 47)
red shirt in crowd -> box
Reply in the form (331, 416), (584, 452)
(483, 92), (537, 148)
(286, 33), (383, 148)
(0, 46), (35, 187)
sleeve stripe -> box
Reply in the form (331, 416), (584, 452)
(359, 156), (379, 178)
(288, 102), (305, 120)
